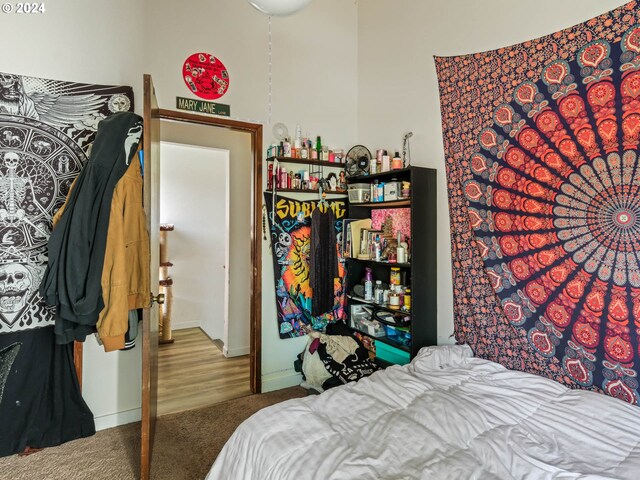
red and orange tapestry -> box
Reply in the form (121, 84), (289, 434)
(435, 2), (640, 404)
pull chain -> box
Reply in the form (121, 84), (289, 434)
(262, 203), (268, 240)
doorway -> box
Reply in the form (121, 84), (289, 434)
(156, 110), (262, 396)
(156, 141), (251, 416)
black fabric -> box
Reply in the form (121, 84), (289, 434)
(120, 308), (142, 351)
(39, 112), (143, 344)
(0, 326), (95, 456)
(309, 206), (338, 316)
(317, 322), (379, 390)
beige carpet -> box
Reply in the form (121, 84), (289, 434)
(0, 386), (307, 480)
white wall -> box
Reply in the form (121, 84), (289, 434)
(3, 0), (147, 430)
(160, 142), (229, 340)
(160, 121), (252, 358)
(356, 0), (630, 346)
(144, 0), (359, 390)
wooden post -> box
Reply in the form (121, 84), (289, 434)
(159, 224), (175, 344)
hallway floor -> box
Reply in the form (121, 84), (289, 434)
(157, 328), (251, 416)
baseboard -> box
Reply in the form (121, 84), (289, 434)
(261, 369), (302, 393)
(172, 321), (200, 330)
(222, 345), (250, 357)
(94, 407), (141, 431)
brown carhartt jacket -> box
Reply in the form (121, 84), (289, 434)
(53, 152), (150, 351)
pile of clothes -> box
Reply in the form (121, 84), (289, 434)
(295, 322), (379, 392)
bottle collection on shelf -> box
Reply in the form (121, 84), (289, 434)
(359, 230), (408, 264)
(267, 124), (347, 193)
(342, 219), (409, 264)
(370, 149), (405, 174)
(362, 266), (411, 312)
(267, 124), (345, 163)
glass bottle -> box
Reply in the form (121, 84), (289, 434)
(374, 280), (384, 304)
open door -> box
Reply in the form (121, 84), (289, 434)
(141, 74), (161, 480)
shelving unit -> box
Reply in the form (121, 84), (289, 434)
(267, 156), (346, 168)
(265, 188), (346, 195)
(266, 156), (347, 196)
(344, 166), (437, 361)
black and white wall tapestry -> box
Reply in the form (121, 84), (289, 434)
(0, 72), (134, 456)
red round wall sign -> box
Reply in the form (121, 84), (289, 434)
(182, 52), (229, 100)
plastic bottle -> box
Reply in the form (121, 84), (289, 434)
(396, 232), (406, 264)
(392, 151), (403, 169)
(374, 280), (383, 304)
(374, 235), (381, 262)
(364, 268), (374, 301)
(404, 289), (411, 311)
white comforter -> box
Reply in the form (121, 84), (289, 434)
(207, 346), (640, 480)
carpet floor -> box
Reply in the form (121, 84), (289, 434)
(0, 386), (307, 480)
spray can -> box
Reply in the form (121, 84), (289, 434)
(364, 267), (374, 301)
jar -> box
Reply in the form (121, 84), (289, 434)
(390, 267), (401, 286)
(389, 293), (400, 309)
(404, 289), (411, 311)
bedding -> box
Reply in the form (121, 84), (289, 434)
(207, 345), (640, 479)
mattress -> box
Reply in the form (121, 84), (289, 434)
(207, 345), (640, 479)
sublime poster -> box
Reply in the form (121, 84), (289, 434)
(265, 193), (346, 338)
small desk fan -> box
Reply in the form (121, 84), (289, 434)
(345, 145), (372, 177)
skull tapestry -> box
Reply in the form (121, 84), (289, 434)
(435, 2), (640, 404)
(0, 72), (134, 456)
(264, 193), (347, 338)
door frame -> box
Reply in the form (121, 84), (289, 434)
(157, 108), (263, 393)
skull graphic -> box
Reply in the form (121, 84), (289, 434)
(0, 263), (32, 314)
(3, 152), (19, 169)
(0, 74), (20, 102)
(279, 232), (292, 246)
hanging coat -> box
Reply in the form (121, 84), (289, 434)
(39, 112), (143, 344)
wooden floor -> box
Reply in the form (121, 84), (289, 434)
(157, 328), (251, 416)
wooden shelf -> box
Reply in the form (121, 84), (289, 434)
(347, 324), (410, 352)
(347, 168), (411, 183)
(346, 258), (411, 269)
(348, 295), (411, 315)
(267, 156), (346, 168)
(345, 166), (437, 361)
(265, 188), (347, 196)
(351, 199), (411, 208)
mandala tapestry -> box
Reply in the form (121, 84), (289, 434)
(435, 2), (640, 404)
(265, 193), (346, 338)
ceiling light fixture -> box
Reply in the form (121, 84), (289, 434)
(247, 0), (312, 17)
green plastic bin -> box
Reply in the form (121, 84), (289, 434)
(375, 340), (410, 365)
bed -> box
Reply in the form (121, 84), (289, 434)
(207, 345), (640, 479)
